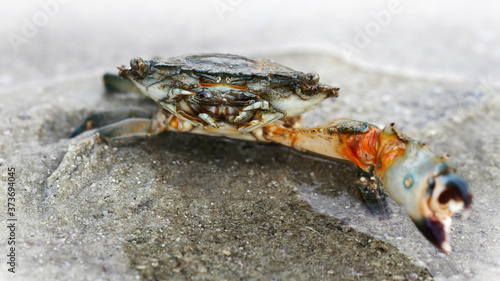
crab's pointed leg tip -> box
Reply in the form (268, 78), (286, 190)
(441, 241), (452, 254)
(413, 217), (452, 253)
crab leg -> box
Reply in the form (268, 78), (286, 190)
(262, 118), (472, 253)
(355, 166), (388, 217)
(71, 108), (183, 143)
(69, 108), (152, 138)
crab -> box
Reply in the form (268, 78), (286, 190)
(71, 53), (472, 253)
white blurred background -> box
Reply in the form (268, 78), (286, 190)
(1, 0), (499, 89)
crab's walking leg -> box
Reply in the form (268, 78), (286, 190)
(95, 118), (160, 143)
(70, 108), (152, 138)
(262, 118), (472, 253)
(71, 108), (193, 143)
(356, 166), (388, 217)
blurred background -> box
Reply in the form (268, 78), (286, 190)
(1, 0), (499, 89)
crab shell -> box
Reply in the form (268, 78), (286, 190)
(118, 53), (339, 132)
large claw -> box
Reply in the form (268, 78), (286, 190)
(380, 139), (472, 253)
(413, 171), (472, 253)
(261, 120), (472, 252)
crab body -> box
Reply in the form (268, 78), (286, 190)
(121, 53), (338, 134)
(71, 53), (472, 253)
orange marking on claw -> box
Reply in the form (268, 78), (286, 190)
(345, 129), (378, 170)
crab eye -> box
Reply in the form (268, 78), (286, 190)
(304, 72), (320, 87)
(130, 57), (144, 72)
(197, 91), (212, 99)
(130, 57), (150, 78)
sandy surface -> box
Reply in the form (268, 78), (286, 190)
(1, 1), (499, 280)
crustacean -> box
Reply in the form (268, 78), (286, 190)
(71, 53), (472, 253)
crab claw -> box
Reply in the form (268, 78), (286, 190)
(380, 138), (472, 253)
(413, 172), (472, 253)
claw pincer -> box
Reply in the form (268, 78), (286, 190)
(376, 126), (472, 253)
